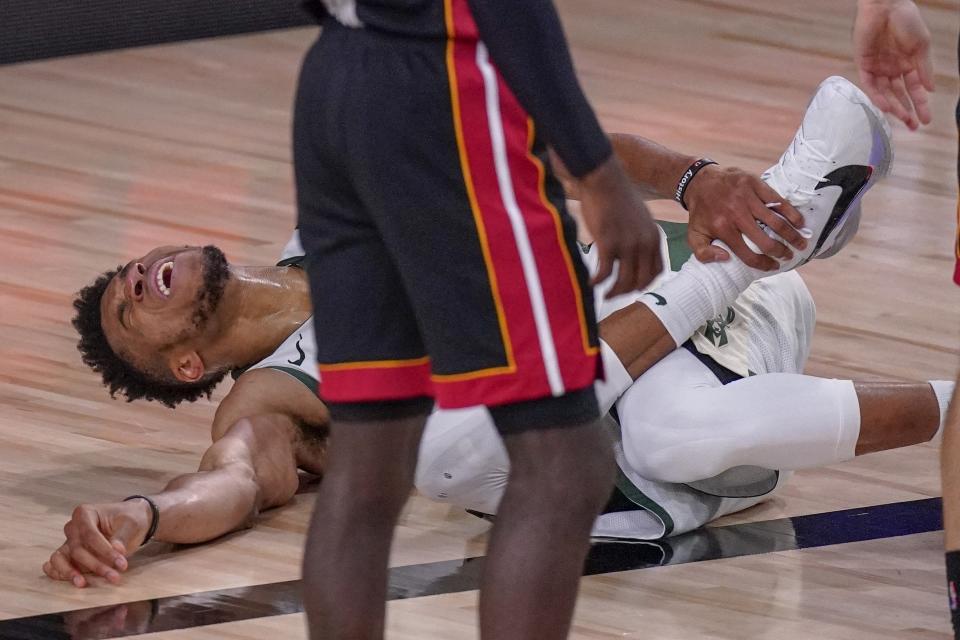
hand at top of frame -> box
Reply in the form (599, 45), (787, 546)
(576, 155), (663, 298)
(854, 0), (934, 130)
(684, 164), (807, 271)
(43, 500), (151, 588)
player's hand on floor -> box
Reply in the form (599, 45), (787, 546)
(576, 154), (662, 297)
(684, 164), (806, 270)
(853, 0), (933, 130)
(43, 501), (150, 587)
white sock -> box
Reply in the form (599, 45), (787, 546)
(639, 244), (762, 347)
(929, 380), (956, 442)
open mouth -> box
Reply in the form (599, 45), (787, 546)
(156, 261), (174, 297)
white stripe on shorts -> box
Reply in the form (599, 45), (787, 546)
(475, 42), (565, 397)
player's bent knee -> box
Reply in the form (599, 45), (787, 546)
(621, 412), (727, 484)
(631, 448), (714, 484)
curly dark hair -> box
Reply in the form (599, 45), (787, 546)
(72, 267), (227, 408)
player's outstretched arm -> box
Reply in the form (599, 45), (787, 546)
(43, 413), (303, 588)
(554, 134), (807, 271)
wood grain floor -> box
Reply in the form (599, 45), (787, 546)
(0, 0), (958, 637)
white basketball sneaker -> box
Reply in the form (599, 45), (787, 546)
(759, 76), (893, 270)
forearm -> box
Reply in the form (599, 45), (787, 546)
(142, 415), (301, 545)
(465, 0), (611, 177)
(608, 133), (697, 201)
(942, 378), (960, 550)
(597, 302), (675, 381)
(143, 466), (262, 545)
(46, 410), (308, 586)
(559, 134), (698, 202)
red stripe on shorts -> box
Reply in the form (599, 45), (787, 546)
(497, 80), (600, 391)
(318, 360), (432, 403)
(435, 0), (599, 408)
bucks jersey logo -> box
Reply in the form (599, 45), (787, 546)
(287, 334), (306, 366)
(703, 307), (736, 347)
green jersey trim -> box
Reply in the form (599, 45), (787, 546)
(657, 221), (693, 272)
(579, 221), (691, 273)
(230, 364), (318, 395)
(613, 468), (676, 537)
(262, 365), (318, 395)
(605, 414), (676, 536)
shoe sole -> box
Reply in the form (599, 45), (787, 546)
(805, 77), (893, 261)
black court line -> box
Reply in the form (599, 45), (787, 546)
(0, 497), (942, 640)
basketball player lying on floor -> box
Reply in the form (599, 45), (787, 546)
(44, 76), (953, 586)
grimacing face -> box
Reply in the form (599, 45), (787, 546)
(99, 245), (229, 382)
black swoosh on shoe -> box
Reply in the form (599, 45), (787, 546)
(805, 164), (873, 262)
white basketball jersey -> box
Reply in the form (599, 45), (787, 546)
(243, 317), (319, 392)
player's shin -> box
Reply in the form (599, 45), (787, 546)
(854, 381), (955, 454)
(481, 419), (614, 640)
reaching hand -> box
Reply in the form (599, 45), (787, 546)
(575, 154), (663, 298)
(684, 165), (807, 271)
(854, 0), (934, 130)
(43, 501), (150, 588)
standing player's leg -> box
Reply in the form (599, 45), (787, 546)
(480, 418), (614, 639)
(342, 17), (618, 636)
(302, 416), (426, 638)
(293, 29), (435, 639)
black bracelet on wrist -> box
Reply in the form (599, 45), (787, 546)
(124, 495), (159, 546)
(946, 550), (960, 638)
(674, 158), (718, 210)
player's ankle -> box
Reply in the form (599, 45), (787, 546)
(640, 257), (750, 348)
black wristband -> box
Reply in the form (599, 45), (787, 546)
(124, 495), (159, 546)
(674, 158), (718, 210)
(947, 550), (960, 638)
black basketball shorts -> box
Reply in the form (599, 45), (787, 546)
(293, 17), (601, 430)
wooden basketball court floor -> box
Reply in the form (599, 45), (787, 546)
(0, 0), (958, 637)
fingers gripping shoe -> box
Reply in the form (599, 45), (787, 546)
(759, 76), (893, 270)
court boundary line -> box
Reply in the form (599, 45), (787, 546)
(0, 497), (942, 639)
